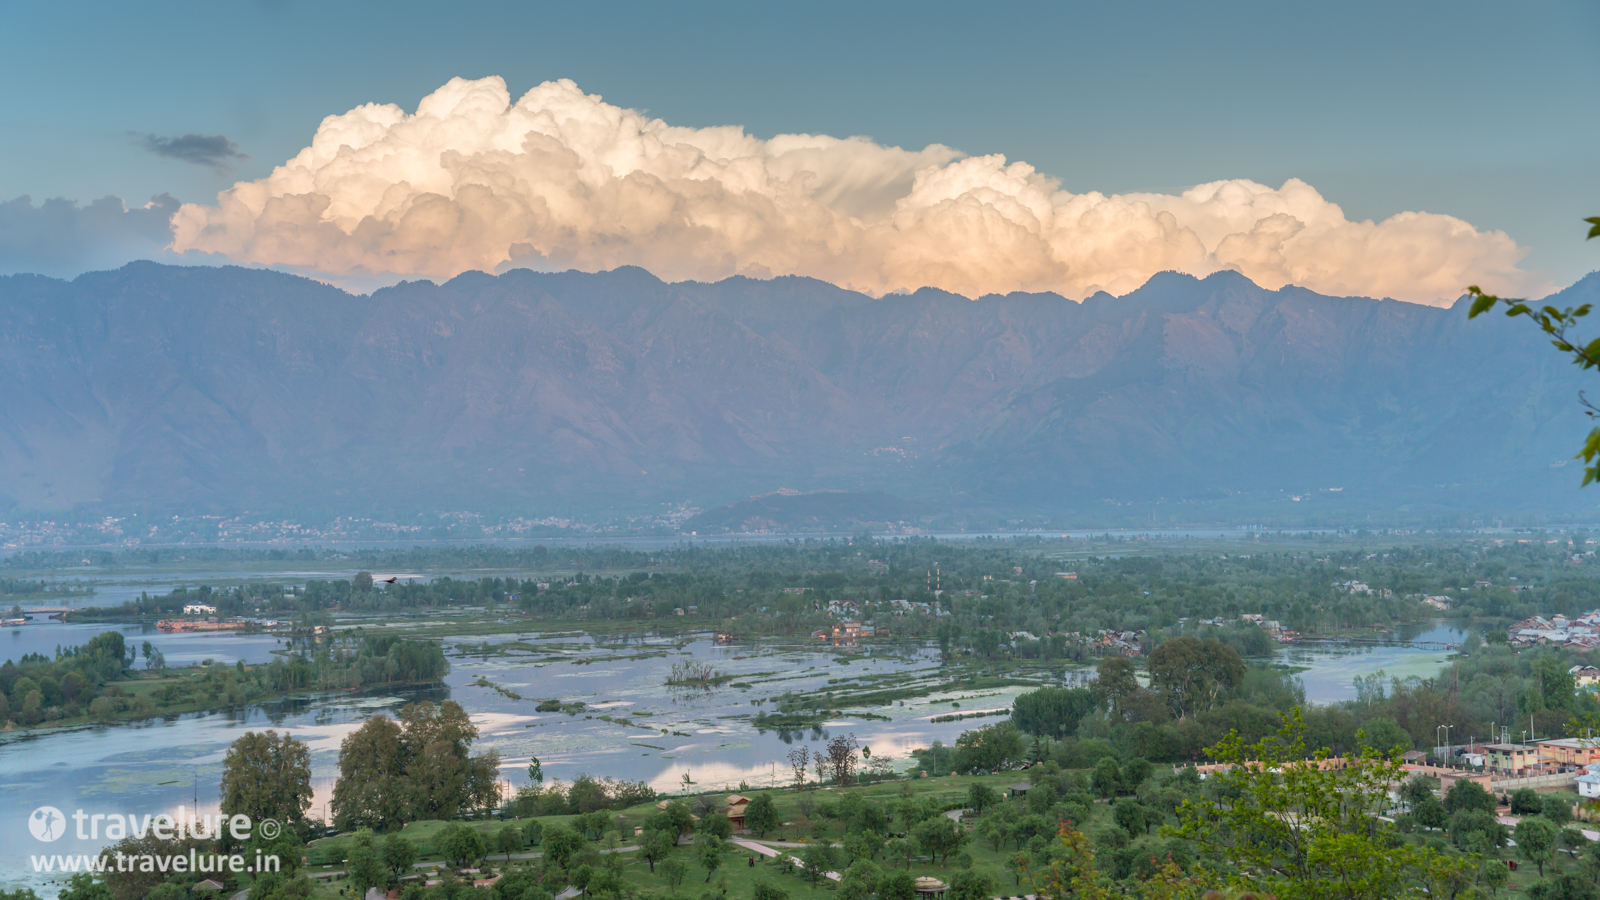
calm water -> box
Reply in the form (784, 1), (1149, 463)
(0, 612), (1467, 897)
(1279, 622), (1469, 703)
(0, 627), (1027, 897)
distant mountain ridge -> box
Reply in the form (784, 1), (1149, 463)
(0, 262), (1595, 524)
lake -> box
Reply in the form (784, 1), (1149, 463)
(0, 615), (1468, 897)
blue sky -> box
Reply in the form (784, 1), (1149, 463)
(2, 0), (1596, 297)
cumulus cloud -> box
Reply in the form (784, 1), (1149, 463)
(171, 76), (1543, 304)
(0, 194), (182, 279)
(140, 133), (249, 172)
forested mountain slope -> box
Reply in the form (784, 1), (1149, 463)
(0, 262), (1594, 522)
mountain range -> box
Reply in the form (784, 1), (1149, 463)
(1, 262), (1596, 527)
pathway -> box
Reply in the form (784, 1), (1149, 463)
(731, 839), (841, 881)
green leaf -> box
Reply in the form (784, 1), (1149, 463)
(1468, 295), (1496, 318)
(1587, 217), (1600, 240)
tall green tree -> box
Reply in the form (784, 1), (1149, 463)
(329, 701), (501, 829)
(438, 822), (487, 868)
(699, 836), (725, 881)
(639, 829), (676, 873)
(744, 793), (780, 837)
(219, 730), (313, 832)
(1518, 816), (1559, 878)
(382, 833), (416, 882)
(1147, 636), (1245, 718)
(802, 843), (836, 885)
(329, 714), (408, 830)
(966, 782), (998, 815)
(346, 829), (386, 897)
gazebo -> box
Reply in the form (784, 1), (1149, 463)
(1007, 783), (1032, 798)
(915, 877), (948, 898)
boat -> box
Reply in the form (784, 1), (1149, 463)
(1, 618), (26, 627)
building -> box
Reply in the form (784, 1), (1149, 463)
(1572, 665), (1600, 688)
(183, 602), (217, 616)
(1579, 772), (1600, 798)
(1486, 743), (1542, 774)
(724, 794), (751, 828)
(1536, 737), (1600, 766)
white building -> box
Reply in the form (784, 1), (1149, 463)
(183, 603), (217, 616)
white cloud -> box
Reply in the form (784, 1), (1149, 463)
(171, 76), (1544, 304)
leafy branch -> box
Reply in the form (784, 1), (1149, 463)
(1466, 217), (1600, 484)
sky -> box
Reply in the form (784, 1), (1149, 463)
(1, 0), (1596, 302)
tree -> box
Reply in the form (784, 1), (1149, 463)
(912, 816), (966, 866)
(1090, 657), (1139, 713)
(543, 826), (585, 871)
(346, 829), (386, 896)
(1484, 857), (1510, 896)
(1171, 708), (1472, 900)
(953, 721), (1025, 773)
(745, 793), (780, 837)
(1445, 778), (1497, 815)
(382, 833), (416, 881)
(439, 822), (488, 868)
(1546, 794), (1576, 825)
(1113, 799), (1151, 837)
(522, 818), (544, 846)
(528, 755), (544, 786)
(650, 799), (694, 836)
(1399, 775), (1434, 809)
(884, 837), (912, 870)
(354, 571), (375, 593)
(219, 730), (313, 831)
(640, 829), (676, 873)
(1415, 796), (1447, 831)
(1513, 789), (1545, 815)
(491, 869), (545, 900)
(1357, 717), (1412, 753)
(1012, 686), (1096, 739)
(802, 842), (836, 885)
(880, 871), (917, 900)
(949, 869), (994, 900)
(1091, 757), (1122, 799)
(1032, 820), (1216, 900)
(1147, 636), (1245, 718)
(827, 733), (861, 785)
(1120, 758), (1154, 792)
(660, 856), (689, 889)
(399, 701), (502, 821)
(496, 824), (524, 861)
(1007, 852), (1030, 886)
(967, 782), (998, 815)
(787, 747), (812, 790)
(1518, 816), (1560, 878)
(699, 836), (724, 881)
(330, 714), (408, 830)
(698, 812), (733, 840)
(1530, 872), (1599, 900)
